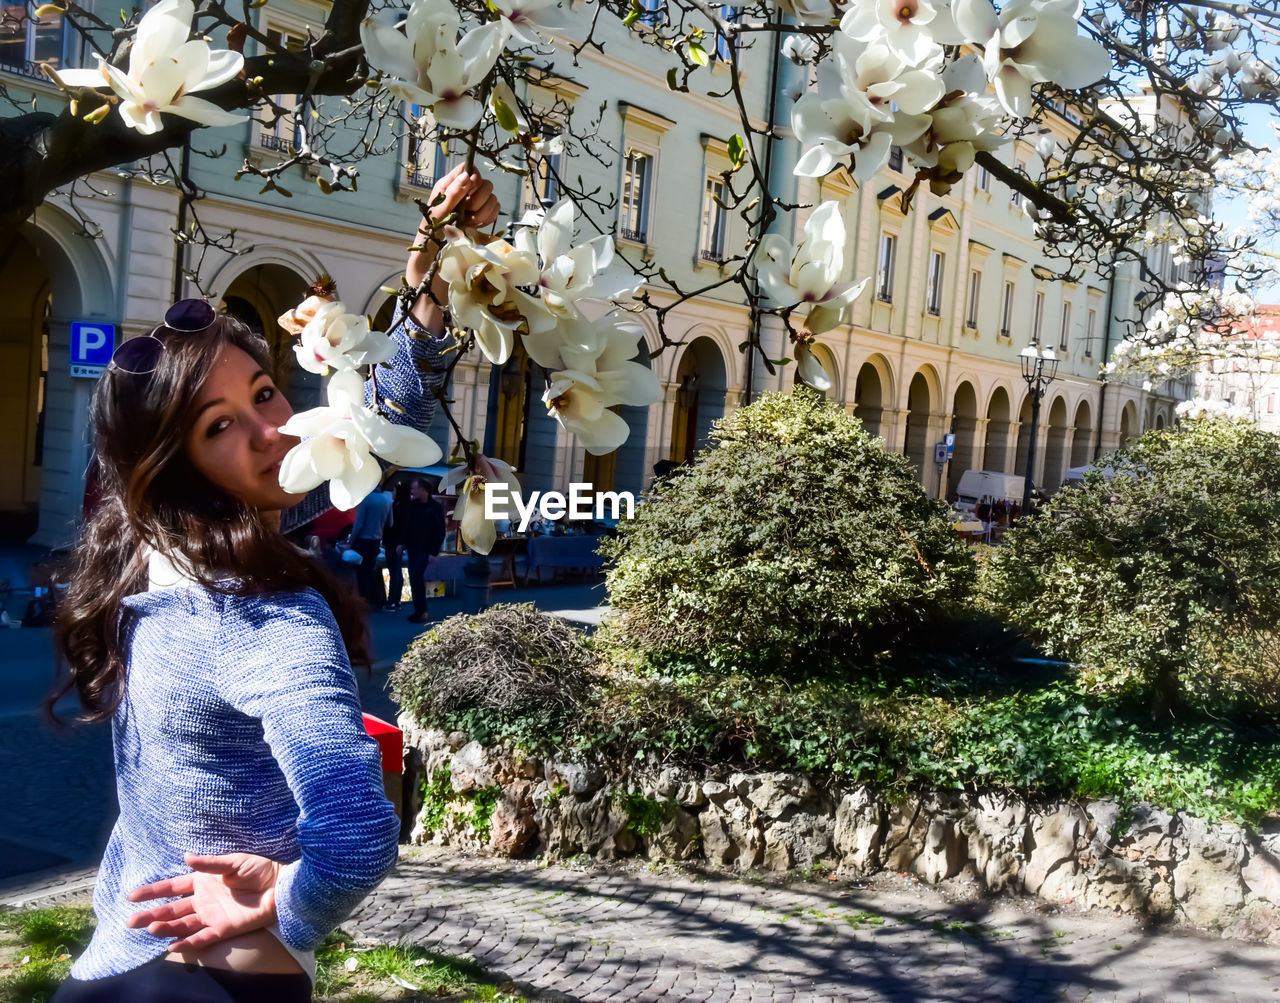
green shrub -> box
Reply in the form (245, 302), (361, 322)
(600, 389), (974, 674)
(391, 603), (595, 746)
(474, 666), (1280, 824)
(980, 415), (1280, 715)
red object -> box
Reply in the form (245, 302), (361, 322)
(362, 713), (403, 773)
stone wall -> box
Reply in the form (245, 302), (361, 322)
(400, 718), (1280, 944)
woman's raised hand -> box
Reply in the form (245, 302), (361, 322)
(408, 167), (498, 283)
(125, 852), (281, 951)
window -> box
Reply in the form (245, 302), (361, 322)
(1085, 308), (1097, 357)
(639, 0), (664, 26)
(0, 3), (64, 76)
(976, 165), (991, 192)
(620, 151), (652, 243)
(965, 270), (981, 328)
(434, 143), (467, 181)
(262, 30), (306, 152)
(405, 105), (435, 189)
(888, 145), (903, 172)
(926, 251), (944, 315)
(700, 176), (727, 262)
(1058, 300), (1071, 351)
(522, 150), (562, 214)
(715, 5), (739, 61)
(1032, 291), (1045, 342)
(1000, 281), (1015, 336)
(876, 233), (897, 302)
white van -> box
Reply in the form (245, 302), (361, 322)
(953, 470), (1026, 516)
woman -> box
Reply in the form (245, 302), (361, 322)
(51, 167), (498, 1002)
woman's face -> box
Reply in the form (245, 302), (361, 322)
(184, 344), (303, 511)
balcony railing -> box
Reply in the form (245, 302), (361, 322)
(1, 58), (49, 81)
(259, 132), (293, 153)
(620, 227), (647, 244)
(699, 248), (725, 264)
(406, 169), (435, 190)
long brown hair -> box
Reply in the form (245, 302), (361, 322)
(51, 314), (370, 721)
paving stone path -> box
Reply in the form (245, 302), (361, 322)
(347, 846), (1280, 1002)
(7, 846), (1280, 1001)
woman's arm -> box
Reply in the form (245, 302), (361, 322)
(369, 166), (500, 432)
(210, 592), (400, 952)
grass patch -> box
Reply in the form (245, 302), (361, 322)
(316, 931), (530, 1001)
(0, 906), (95, 1003)
(0, 909), (528, 1003)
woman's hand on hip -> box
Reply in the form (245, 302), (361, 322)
(125, 852), (281, 950)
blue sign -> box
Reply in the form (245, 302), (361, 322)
(943, 431), (956, 457)
(70, 322), (116, 378)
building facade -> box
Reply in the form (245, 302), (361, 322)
(3, 2), (1183, 547)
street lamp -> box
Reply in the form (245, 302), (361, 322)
(1019, 342), (1059, 517)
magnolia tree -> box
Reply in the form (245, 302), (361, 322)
(8, 0), (1280, 545)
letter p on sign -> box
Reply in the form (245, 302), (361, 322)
(70, 322), (116, 378)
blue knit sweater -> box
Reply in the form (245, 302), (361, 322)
(70, 587), (400, 980)
(70, 305), (446, 980)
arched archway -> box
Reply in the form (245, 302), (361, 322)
(220, 263), (320, 410)
(584, 341), (653, 495)
(1015, 393), (1033, 480)
(671, 337), (727, 463)
(0, 233), (51, 540)
(903, 370), (934, 481)
(947, 381), (979, 495)
(852, 357), (889, 437)
(1154, 412), (1166, 430)
(983, 387), (1012, 473)
(1070, 400), (1094, 468)
(1042, 396), (1070, 490)
(1120, 400), (1138, 445)
(21, 210), (116, 548)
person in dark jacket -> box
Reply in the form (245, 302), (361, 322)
(403, 477), (446, 624)
(381, 482), (412, 611)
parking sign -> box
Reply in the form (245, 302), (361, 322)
(70, 322), (116, 378)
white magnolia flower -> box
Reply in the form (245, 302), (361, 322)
(278, 370), (442, 510)
(781, 34), (820, 65)
(57, 0), (244, 135)
(512, 198), (642, 324)
(795, 341), (833, 391)
(520, 309), (639, 374)
(360, 0), (508, 130)
(542, 361), (661, 455)
(840, 0), (962, 66)
(903, 56), (1005, 180)
(753, 201), (869, 334)
(490, 0), (584, 48)
(953, 0), (1111, 117)
(293, 301), (399, 375)
(439, 454), (522, 554)
(436, 232), (545, 364)
(277, 291), (335, 336)
(792, 34), (939, 180)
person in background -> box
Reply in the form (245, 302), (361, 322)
(403, 477), (446, 625)
(348, 482), (393, 608)
(381, 481), (412, 612)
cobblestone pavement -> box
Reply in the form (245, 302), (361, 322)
(348, 845), (1280, 1003)
(7, 847), (1280, 1001)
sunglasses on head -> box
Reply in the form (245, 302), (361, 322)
(108, 299), (220, 376)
